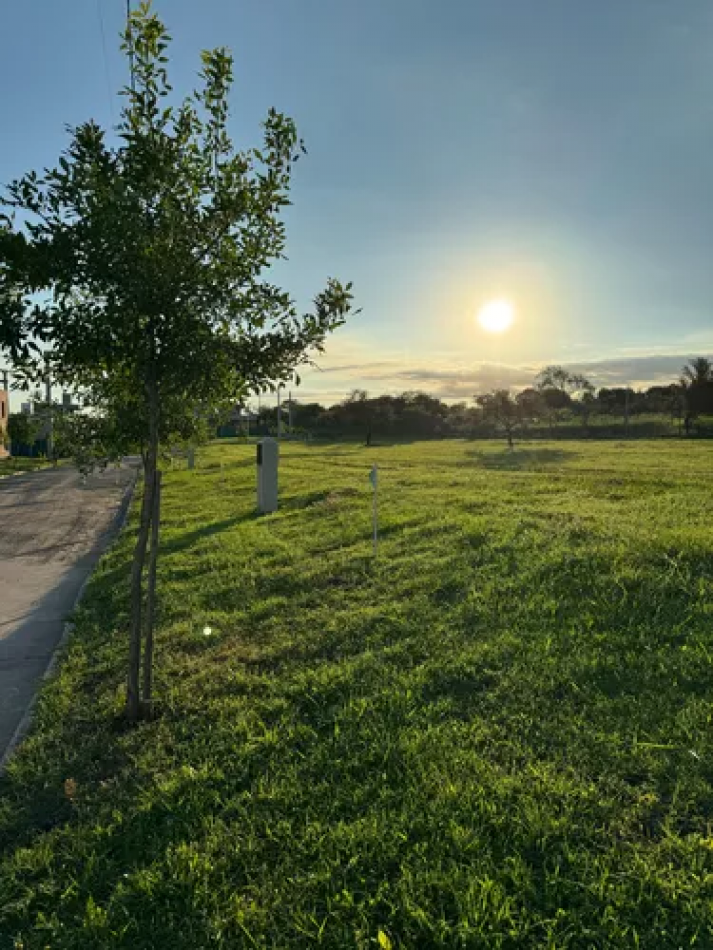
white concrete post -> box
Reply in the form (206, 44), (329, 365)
(257, 437), (278, 513)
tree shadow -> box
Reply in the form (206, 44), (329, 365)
(467, 447), (578, 470)
(161, 513), (258, 556)
(280, 487), (361, 512)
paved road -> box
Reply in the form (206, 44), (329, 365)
(0, 465), (135, 762)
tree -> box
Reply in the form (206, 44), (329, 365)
(680, 359), (713, 433)
(535, 365), (593, 395)
(643, 384), (685, 432)
(538, 387), (572, 436)
(400, 392), (449, 438)
(475, 390), (519, 448)
(536, 365), (572, 392)
(288, 400), (327, 433)
(534, 366), (592, 436)
(572, 390), (597, 435)
(515, 388), (543, 432)
(680, 358), (713, 388)
(0, 2), (355, 720)
(447, 401), (479, 437)
(6, 410), (40, 452)
(341, 390), (372, 443)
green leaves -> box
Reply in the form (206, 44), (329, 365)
(1, 0), (355, 462)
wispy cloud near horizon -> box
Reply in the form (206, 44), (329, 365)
(294, 335), (713, 406)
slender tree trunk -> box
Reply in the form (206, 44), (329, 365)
(126, 382), (159, 721)
(126, 462), (154, 721)
(141, 469), (162, 718)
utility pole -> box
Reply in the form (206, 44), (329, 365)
(624, 388), (630, 438)
(127, 0), (135, 92)
(277, 387), (282, 439)
(0, 370), (8, 456)
(288, 390), (293, 434)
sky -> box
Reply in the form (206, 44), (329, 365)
(2, 0), (713, 407)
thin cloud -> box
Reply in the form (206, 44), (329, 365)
(296, 340), (710, 405)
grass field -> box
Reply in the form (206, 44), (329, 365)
(2, 439), (713, 948)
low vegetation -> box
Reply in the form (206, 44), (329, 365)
(0, 456), (49, 476)
(2, 439), (713, 948)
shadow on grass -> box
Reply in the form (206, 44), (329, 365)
(161, 513), (258, 556)
(467, 447), (578, 470)
(280, 487), (361, 512)
(200, 456), (256, 471)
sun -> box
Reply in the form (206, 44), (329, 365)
(477, 298), (515, 333)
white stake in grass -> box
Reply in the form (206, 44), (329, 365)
(370, 464), (379, 555)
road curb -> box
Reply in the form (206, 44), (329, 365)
(0, 467), (139, 775)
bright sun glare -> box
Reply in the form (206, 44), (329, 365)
(477, 299), (515, 334)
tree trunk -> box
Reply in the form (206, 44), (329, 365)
(141, 469), (162, 718)
(126, 463), (154, 721)
(126, 382), (159, 722)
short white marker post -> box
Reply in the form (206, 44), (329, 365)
(369, 464), (379, 555)
(187, 447), (195, 470)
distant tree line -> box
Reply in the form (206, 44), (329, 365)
(232, 358), (713, 444)
(474, 359), (713, 447)
(10, 358), (710, 451)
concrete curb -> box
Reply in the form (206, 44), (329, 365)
(0, 467), (139, 775)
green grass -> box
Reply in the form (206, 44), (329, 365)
(0, 456), (51, 476)
(2, 439), (713, 948)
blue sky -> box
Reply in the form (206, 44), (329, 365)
(3, 0), (713, 405)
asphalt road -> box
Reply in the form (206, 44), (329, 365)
(0, 464), (135, 763)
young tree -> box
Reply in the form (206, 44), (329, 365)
(475, 390), (520, 448)
(0, 2), (355, 720)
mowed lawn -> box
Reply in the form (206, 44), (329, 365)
(2, 440), (713, 949)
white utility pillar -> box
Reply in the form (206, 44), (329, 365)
(257, 437), (278, 513)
